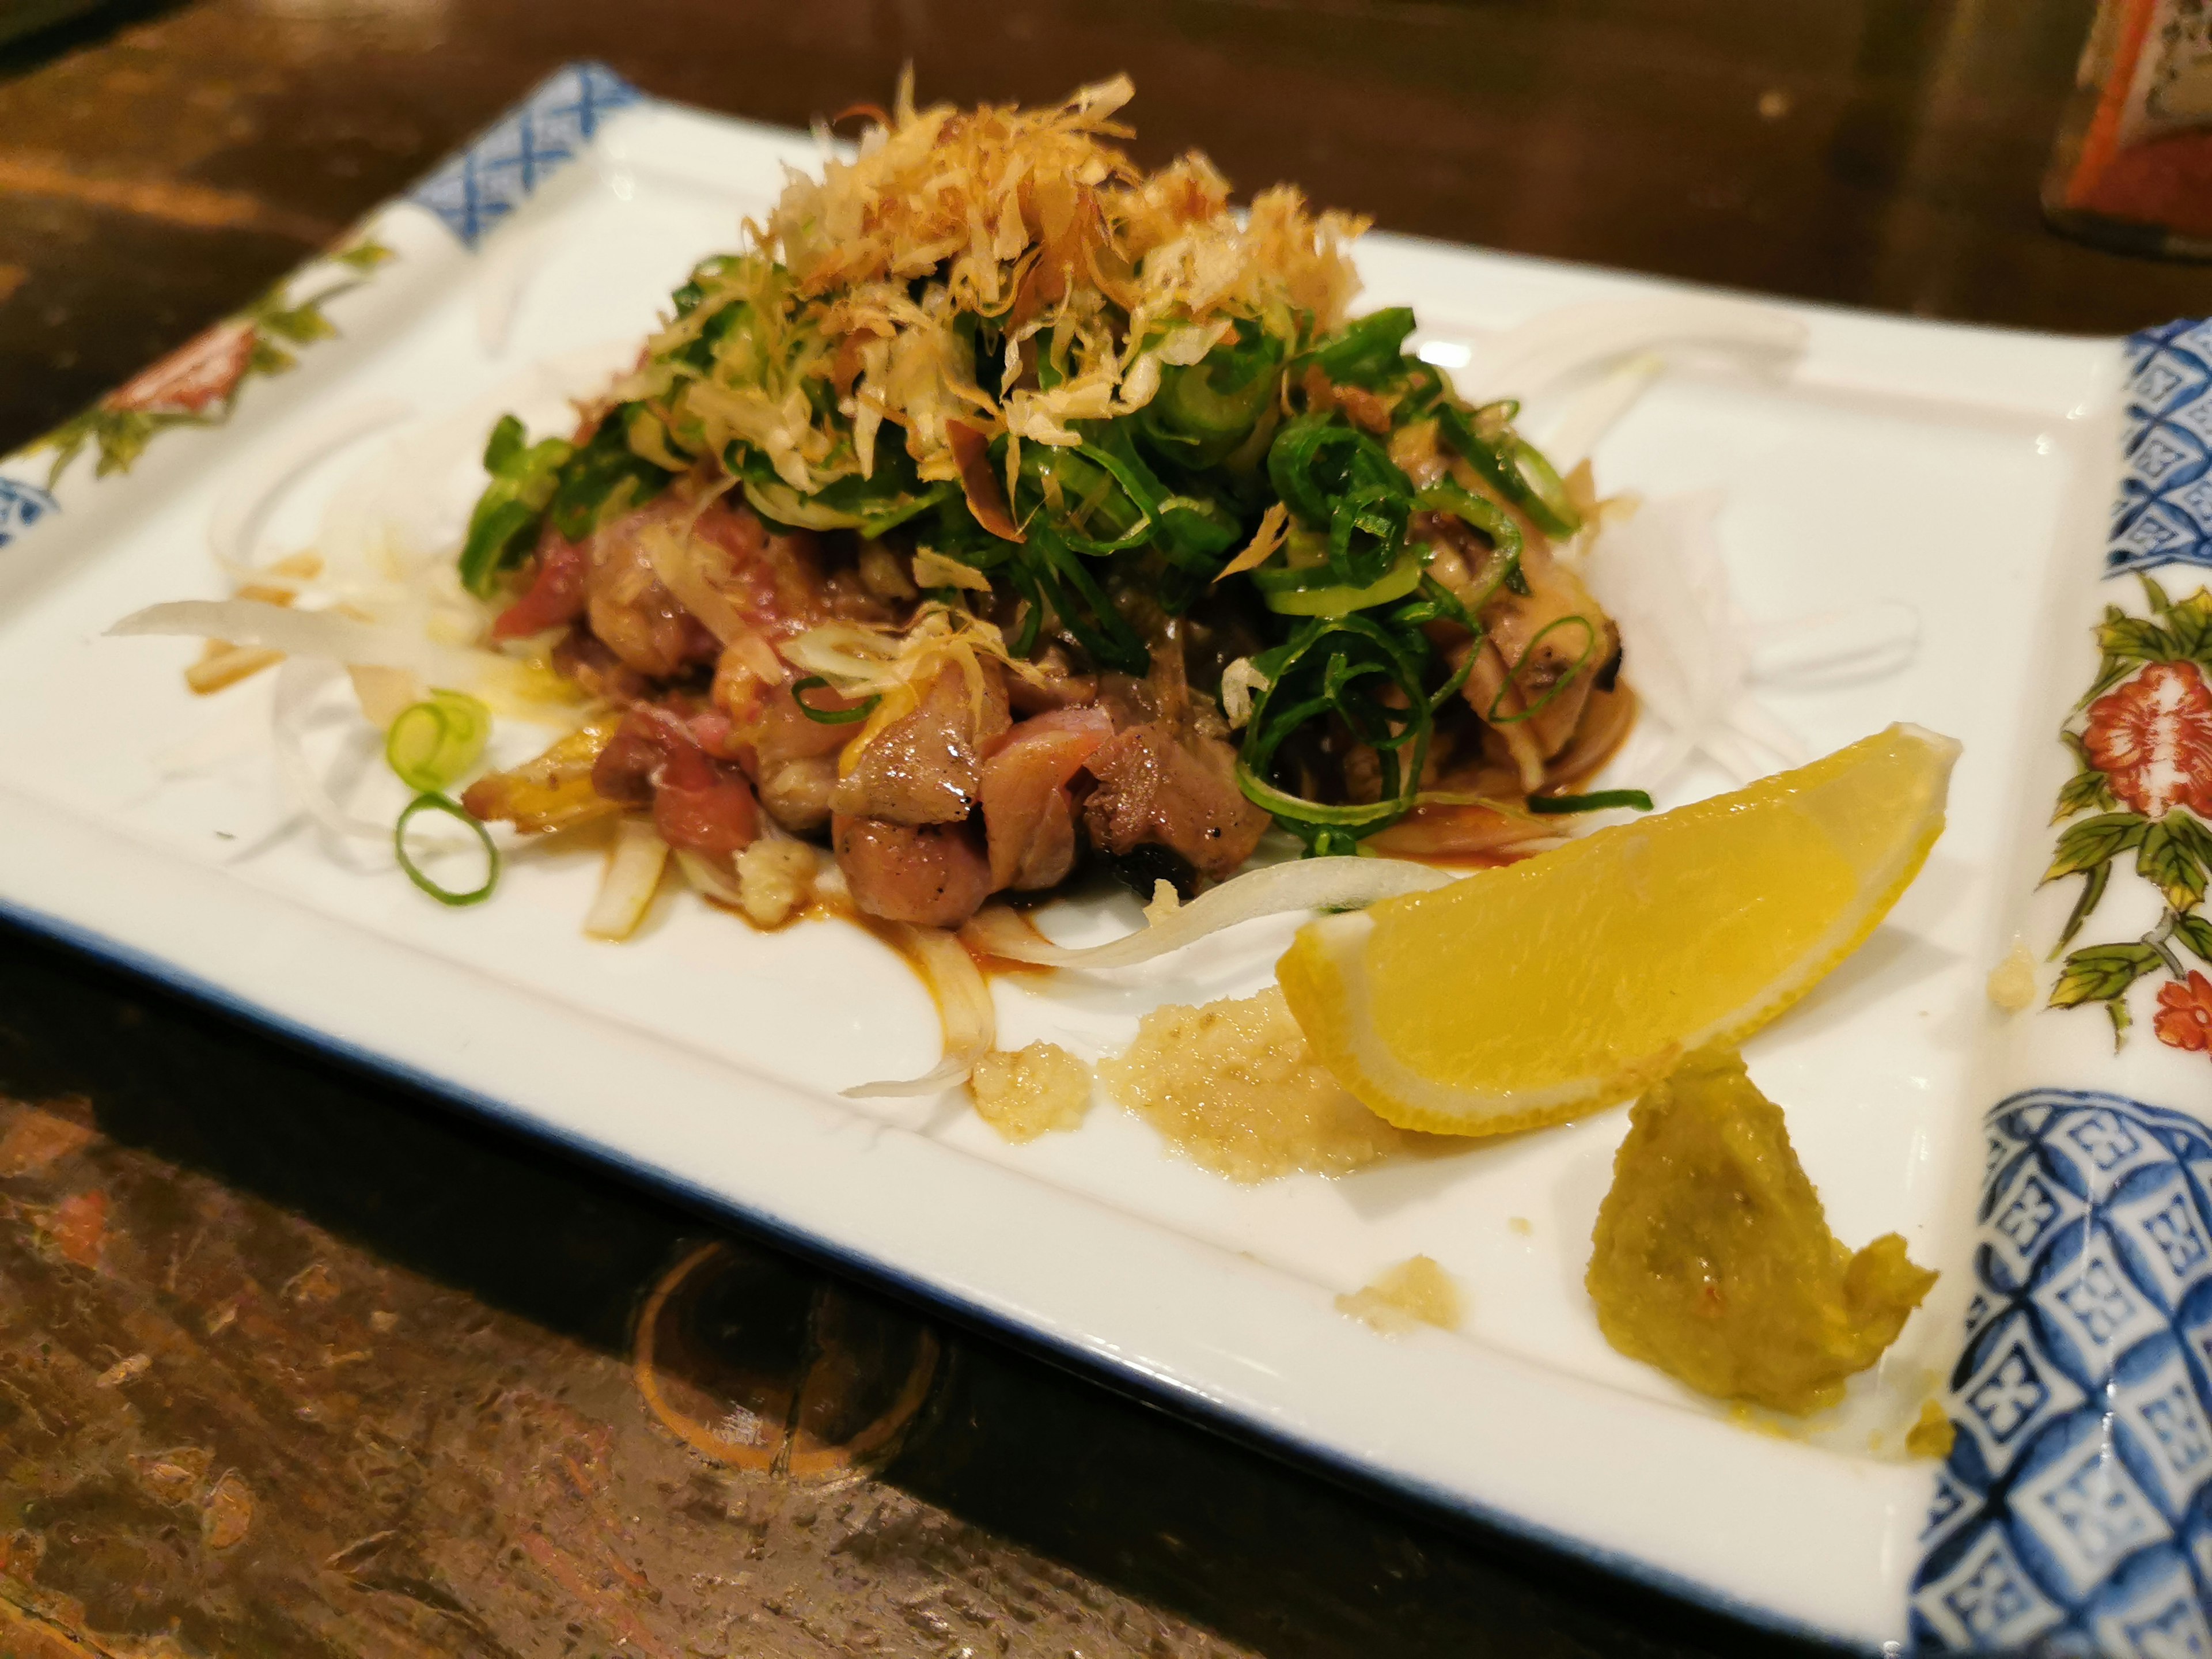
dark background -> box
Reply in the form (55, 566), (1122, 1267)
(0, 2), (2193, 1654)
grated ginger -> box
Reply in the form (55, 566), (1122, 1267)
(1142, 879), (1181, 925)
(970, 1042), (1093, 1142)
(1100, 986), (1427, 1181)
(1986, 938), (2036, 1013)
(1336, 1255), (1462, 1335)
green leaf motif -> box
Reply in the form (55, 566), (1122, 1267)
(246, 297), (338, 346)
(246, 337), (295, 379)
(331, 237), (396, 273)
(2095, 613), (2177, 665)
(2056, 860), (2112, 952)
(2165, 809), (2212, 873)
(2054, 767), (2116, 822)
(2044, 811), (2148, 881)
(94, 413), (154, 476)
(2169, 586), (2212, 657)
(2174, 911), (2212, 966)
(2049, 942), (2163, 1008)
(2139, 819), (2209, 913)
(2142, 575), (2175, 616)
(2108, 996), (2133, 1049)
(73, 409), (185, 478)
(35, 411), (97, 486)
(2086, 652), (2144, 700)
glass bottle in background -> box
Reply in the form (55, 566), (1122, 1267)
(2044, 0), (2212, 257)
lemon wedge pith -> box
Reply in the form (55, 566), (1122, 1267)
(1278, 724), (1960, 1137)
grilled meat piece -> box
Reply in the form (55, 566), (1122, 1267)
(833, 813), (994, 927)
(980, 706), (1115, 891)
(1080, 722), (1269, 892)
(832, 662), (1010, 826)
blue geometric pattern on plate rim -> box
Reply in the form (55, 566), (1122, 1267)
(0, 475), (57, 549)
(1909, 1089), (2212, 1655)
(406, 61), (644, 249)
(2107, 317), (2212, 577)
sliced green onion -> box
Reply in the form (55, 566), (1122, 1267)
(457, 415), (573, 597)
(395, 793), (499, 906)
(1434, 402), (1581, 540)
(1020, 525), (1150, 675)
(1301, 308), (1416, 389)
(548, 411), (676, 542)
(1414, 479), (1522, 598)
(792, 675), (880, 725)
(1236, 612), (1445, 853)
(1253, 548), (1426, 618)
(1141, 320), (1284, 466)
(1234, 760), (1408, 832)
(1528, 789), (1654, 816)
(1486, 615), (1599, 725)
(385, 690), (491, 793)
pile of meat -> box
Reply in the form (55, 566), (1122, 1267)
(464, 487), (1271, 928)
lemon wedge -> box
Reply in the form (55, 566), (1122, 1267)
(1277, 724), (1960, 1137)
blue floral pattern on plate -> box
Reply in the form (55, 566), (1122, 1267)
(407, 62), (643, 247)
(1910, 1090), (2212, 1654)
(2109, 319), (2212, 576)
(0, 476), (56, 548)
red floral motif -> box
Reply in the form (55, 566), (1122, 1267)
(2155, 970), (2212, 1052)
(104, 320), (256, 416)
(2082, 659), (2212, 820)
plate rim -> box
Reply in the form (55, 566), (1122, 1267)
(0, 63), (2140, 1650)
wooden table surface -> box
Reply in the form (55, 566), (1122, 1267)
(0, 2), (2199, 1653)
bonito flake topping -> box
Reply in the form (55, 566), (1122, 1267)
(616, 74), (1368, 502)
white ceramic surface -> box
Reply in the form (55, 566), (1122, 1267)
(0, 92), (2130, 1646)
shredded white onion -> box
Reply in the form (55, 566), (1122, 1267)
(1540, 352), (1665, 470)
(207, 397), (412, 578)
(673, 847), (747, 907)
(271, 658), (389, 842)
(1465, 296), (1808, 406)
(779, 603), (1046, 701)
(112, 599), (499, 687)
(778, 622), (895, 687)
(1582, 490), (1768, 786)
(585, 817), (669, 940)
(1581, 491), (1916, 790)
(844, 924), (997, 1097)
(347, 664), (424, 730)
(961, 855), (1458, 971)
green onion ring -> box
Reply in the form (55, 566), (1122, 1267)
(1253, 547), (1426, 617)
(1527, 789), (1656, 815)
(385, 690), (492, 793)
(394, 793), (500, 906)
(1486, 614), (1599, 726)
(1233, 761), (1409, 831)
(791, 675), (881, 725)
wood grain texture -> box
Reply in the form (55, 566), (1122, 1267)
(0, 0), (2203, 453)
(0, 1086), (1247, 1658)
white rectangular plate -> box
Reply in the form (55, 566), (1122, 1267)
(0, 78), (2126, 1646)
